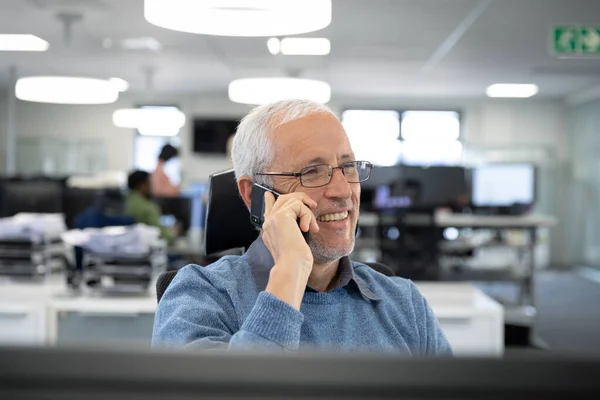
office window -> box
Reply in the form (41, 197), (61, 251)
(342, 109), (462, 167)
(342, 110), (401, 166)
(400, 110), (462, 166)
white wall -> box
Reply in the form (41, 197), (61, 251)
(9, 93), (568, 180)
(565, 100), (600, 267)
(330, 97), (567, 160)
(16, 98), (136, 174)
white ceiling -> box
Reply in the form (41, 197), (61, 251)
(0, 0), (599, 100)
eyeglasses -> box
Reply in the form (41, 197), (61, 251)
(256, 160), (373, 188)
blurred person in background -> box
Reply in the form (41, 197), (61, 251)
(153, 100), (451, 355)
(125, 170), (176, 243)
(152, 144), (181, 197)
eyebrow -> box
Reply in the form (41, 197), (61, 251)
(304, 154), (355, 166)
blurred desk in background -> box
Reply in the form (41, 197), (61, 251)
(0, 274), (503, 356)
(357, 212), (556, 348)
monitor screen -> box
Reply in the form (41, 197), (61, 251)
(400, 166), (468, 208)
(362, 166), (468, 209)
(472, 164), (535, 207)
(1, 179), (64, 217)
(192, 118), (238, 154)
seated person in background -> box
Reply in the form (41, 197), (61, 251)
(125, 170), (175, 244)
(153, 100), (451, 355)
(152, 144), (181, 197)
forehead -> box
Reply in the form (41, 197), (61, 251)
(269, 112), (355, 170)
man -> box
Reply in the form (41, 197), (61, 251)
(125, 170), (175, 244)
(151, 144), (181, 197)
(153, 100), (451, 354)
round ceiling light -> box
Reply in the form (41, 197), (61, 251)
(15, 76), (119, 104)
(144, 0), (332, 37)
(113, 107), (186, 137)
(228, 78), (331, 105)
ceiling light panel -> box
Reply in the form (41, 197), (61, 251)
(144, 0), (332, 37)
(280, 37), (330, 55)
(486, 84), (539, 98)
(16, 76), (119, 104)
(0, 34), (49, 51)
(228, 77), (331, 105)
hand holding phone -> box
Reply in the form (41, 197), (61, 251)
(250, 183), (319, 309)
(250, 183), (311, 243)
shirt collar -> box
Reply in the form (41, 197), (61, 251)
(246, 236), (380, 302)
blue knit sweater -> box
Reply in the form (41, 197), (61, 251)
(153, 238), (451, 355)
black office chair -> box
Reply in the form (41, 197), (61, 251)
(155, 169), (394, 303)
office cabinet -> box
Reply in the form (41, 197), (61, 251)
(0, 302), (47, 345)
(55, 311), (155, 346)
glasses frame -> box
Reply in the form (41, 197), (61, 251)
(255, 160), (373, 188)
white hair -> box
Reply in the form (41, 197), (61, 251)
(231, 99), (337, 185)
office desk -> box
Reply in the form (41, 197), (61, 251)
(434, 213), (557, 228)
(0, 275), (156, 347)
(359, 212), (557, 228)
(417, 283), (504, 356)
(358, 212), (556, 347)
(49, 293), (156, 347)
(0, 275), (503, 355)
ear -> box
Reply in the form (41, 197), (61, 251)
(238, 176), (253, 209)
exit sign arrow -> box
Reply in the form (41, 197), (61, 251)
(553, 26), (600, 56)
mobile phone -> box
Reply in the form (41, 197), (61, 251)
(250, 183), (310, 243)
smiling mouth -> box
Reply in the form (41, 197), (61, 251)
(317, 211), (349, 222)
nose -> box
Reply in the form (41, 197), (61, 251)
(323, 168), (352, 199)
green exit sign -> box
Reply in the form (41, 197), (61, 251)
(553, 26), (600, 55)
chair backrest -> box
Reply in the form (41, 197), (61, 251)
(204, 169), (258, 255)
(156, 270), (178, 303)
(156, 262), (395, 303)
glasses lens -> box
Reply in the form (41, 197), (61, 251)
(301, 164), (332, 187)
(344, 161), (372, 183)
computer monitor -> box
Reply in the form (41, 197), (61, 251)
(1, 346), (599, 399)
(362, 166), (468, 210)
(472, 164), (535, 207)
(360, 166), (403, 212)
(405, 166), (469, 208)
(0, 179), (64, 217)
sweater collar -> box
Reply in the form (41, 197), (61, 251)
(246, 236), (380, 302)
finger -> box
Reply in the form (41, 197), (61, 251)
(284, 201), (318, 233)
(309, 213), (320, 233)
(269, 192), (317, 217)
(301, 193), (318, 209)
(264, 191), (276, 217)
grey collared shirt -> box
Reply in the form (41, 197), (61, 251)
(246, 236), (380, 302)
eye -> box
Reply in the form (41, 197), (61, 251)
(302, 167), (319, 175)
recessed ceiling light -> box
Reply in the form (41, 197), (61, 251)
(144, 0), (332, 37)
(120, 37), (162, 52)
(15, 76), (119, 104)
(113, 107), (186, 136)
(279, 37), (330, 55)
(228, 77), (331, 105)
(0, 34), (49, 51)
(109, 77), (129, 92)
(486, 84), (539, 98)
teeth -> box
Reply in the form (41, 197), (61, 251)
(317, 211), (348, 222)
